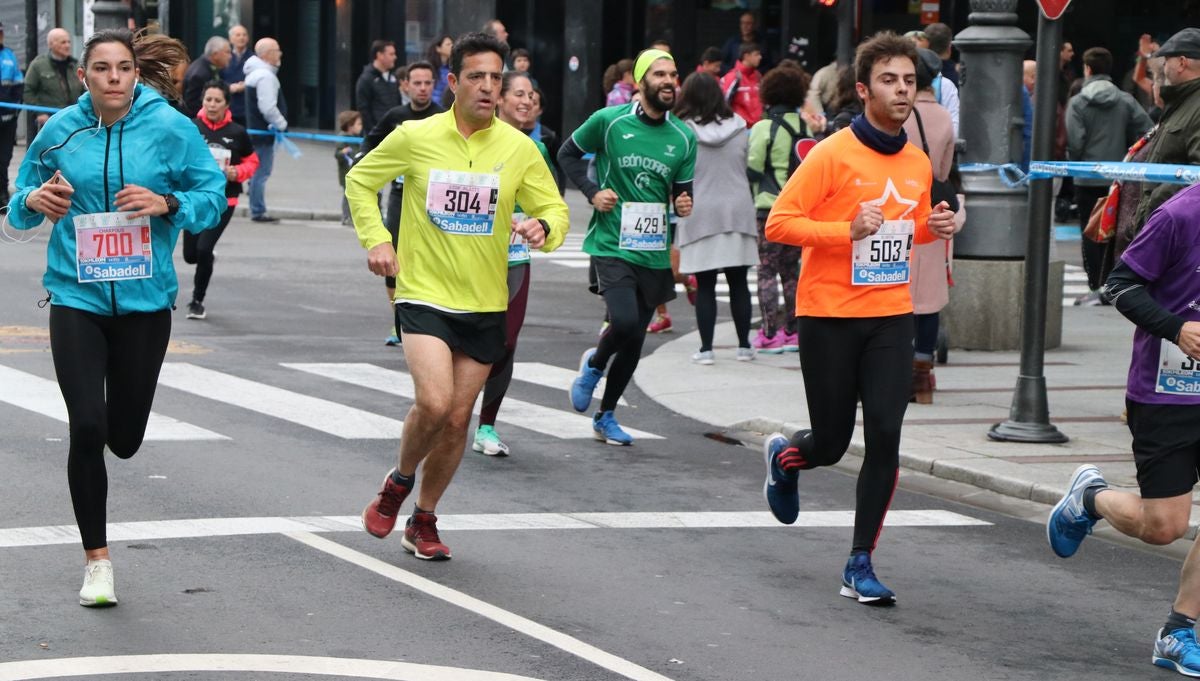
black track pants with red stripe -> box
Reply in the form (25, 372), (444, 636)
(785, 313), (914, 553)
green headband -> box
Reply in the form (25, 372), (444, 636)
(634, 49), (674, 84)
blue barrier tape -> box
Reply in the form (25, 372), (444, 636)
(0, 101), (365, 144)
(960, 160), (1200, 187)
(0, 101), (61, 114)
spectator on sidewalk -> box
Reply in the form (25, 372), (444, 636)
(426, 34), (453, 108)
(721, 12), (771, 74)
(720, 43), (764, 126)
(223, 24), (251, 125)
(0, 22), (24, 204)
(482, 19), (509, 46)
(675, 71), (758, 365)
(604, 58), (635, 106)
(182, 36), (231, 116)
(24, 28), (83, 131)
(1134, 28), (1200, 237)
(245, 37), (287, 223)
(924, 23), (958, 86)
(335, 110), (361, 226)
(805, 59), (839, 116)
(1066, 46), (1153, 306)
(697, 47), (722, 77)
(355, 40), (400, 133)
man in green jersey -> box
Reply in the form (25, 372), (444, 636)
(560, 48), (696, 445)
(347, 32), (569, 560)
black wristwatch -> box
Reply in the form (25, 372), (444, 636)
(161, 193), (180, 217)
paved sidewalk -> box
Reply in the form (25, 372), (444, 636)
(636, 305), (1200, 530)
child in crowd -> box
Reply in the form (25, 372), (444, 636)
(335, 110), (362, 225)
(510, 48), (538, 87)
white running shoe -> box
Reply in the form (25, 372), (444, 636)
(79, 559), (117, 607)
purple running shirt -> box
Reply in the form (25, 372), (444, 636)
(1120, 183), (1200, 405)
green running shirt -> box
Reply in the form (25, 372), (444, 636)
(571, 103), (696, 269)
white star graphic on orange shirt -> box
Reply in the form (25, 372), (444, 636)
(862, 177), (919, 219)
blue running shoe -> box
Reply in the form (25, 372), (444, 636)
(1154, 627), (1200, 677)
(1047, 464), (1107, 558)
(762, 433), (799, 524)
(592, 410), (633, 446)
(593, 411), (633, 446)
(840, 552), (896, 605)
(570, 348), (604, 413)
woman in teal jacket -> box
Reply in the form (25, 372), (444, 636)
(7, 28), (225, 608)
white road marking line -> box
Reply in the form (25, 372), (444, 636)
(0, 654), (549, 681)
(0, 365), (227, 441)
(546, 259), (591, 268)
(158, 363), (402, 439)
(285, 363), (662, 441)
(512, 362), (627, 406)
(0, 510), (989, 548)
(288, 531), (679, 681)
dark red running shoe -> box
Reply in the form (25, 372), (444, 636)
(401, 511), (451, 560)
(361, 469), (411, 538)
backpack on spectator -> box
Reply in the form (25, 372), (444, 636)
(759, 114), (804, 196)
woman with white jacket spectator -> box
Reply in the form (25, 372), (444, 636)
(674, 72), (758, 364)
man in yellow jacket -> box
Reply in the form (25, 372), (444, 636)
(346, 32), (569, 561)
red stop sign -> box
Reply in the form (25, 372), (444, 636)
(1036, 0), (1073, 19)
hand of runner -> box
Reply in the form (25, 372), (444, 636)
(513, 217), (546, 249)
(1178, 321), (1200, 361)
(850, 203), (883, 241)
(674, 191), (693, 217)
(927, 201), (957, 240)
(225, 167), (238, 182)
(28, 172), (75, 221)
(115, 184), (169, 219)
(592, 189), (618, 213)
(367, 242), (399, 278)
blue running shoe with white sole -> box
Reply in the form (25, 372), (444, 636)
(840, 552), (896, 605)
(570, 348), (604, 413)
(1154, 627), (1200, 677)
(1047, 464), (1107, 558)
(593, 411), (633, 446)
(762, 433), (799, 524)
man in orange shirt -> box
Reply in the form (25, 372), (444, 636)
(762, 32), (956, 605)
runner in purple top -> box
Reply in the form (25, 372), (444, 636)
(1046, 181), (1200, 677)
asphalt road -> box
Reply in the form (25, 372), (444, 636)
(0, 216), (1176, 681)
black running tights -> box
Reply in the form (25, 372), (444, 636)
(479, 264), (530, 426)
(786, 314), (914, 553)
(182, 205), (235, 304)
(693, 266), (752, 352)
(592, 286), (656, 413)
(49, 305), (172, 551)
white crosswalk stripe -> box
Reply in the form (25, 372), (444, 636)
(284, 363), (662, 440)
(158, 363), (404, 439)
(0, 364), (228, 441)
(1062, 263), (1091, 307)
(1, 359), (667, 443)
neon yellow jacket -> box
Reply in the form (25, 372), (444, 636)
(346, 107), (569, 312)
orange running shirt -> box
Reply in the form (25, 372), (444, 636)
(765, 127), (935, 318)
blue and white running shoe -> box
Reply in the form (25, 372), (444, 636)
(1154, 627), (1200, 677)
(1047, 464), (1107, 558)
(762, 433), (799, 524)
(840, 552), (896, 605)
(570, 348), (604, 413)
(593, 411), (633, 446)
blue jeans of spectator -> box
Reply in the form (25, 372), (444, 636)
(248, 141), (275, 218)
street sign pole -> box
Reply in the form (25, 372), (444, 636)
(988, 10), (1069, 444)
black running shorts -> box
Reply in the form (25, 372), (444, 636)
(588, 255), (676, 308)
(1126, 399), (1200, 499)
(393, 302), (506, 365)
